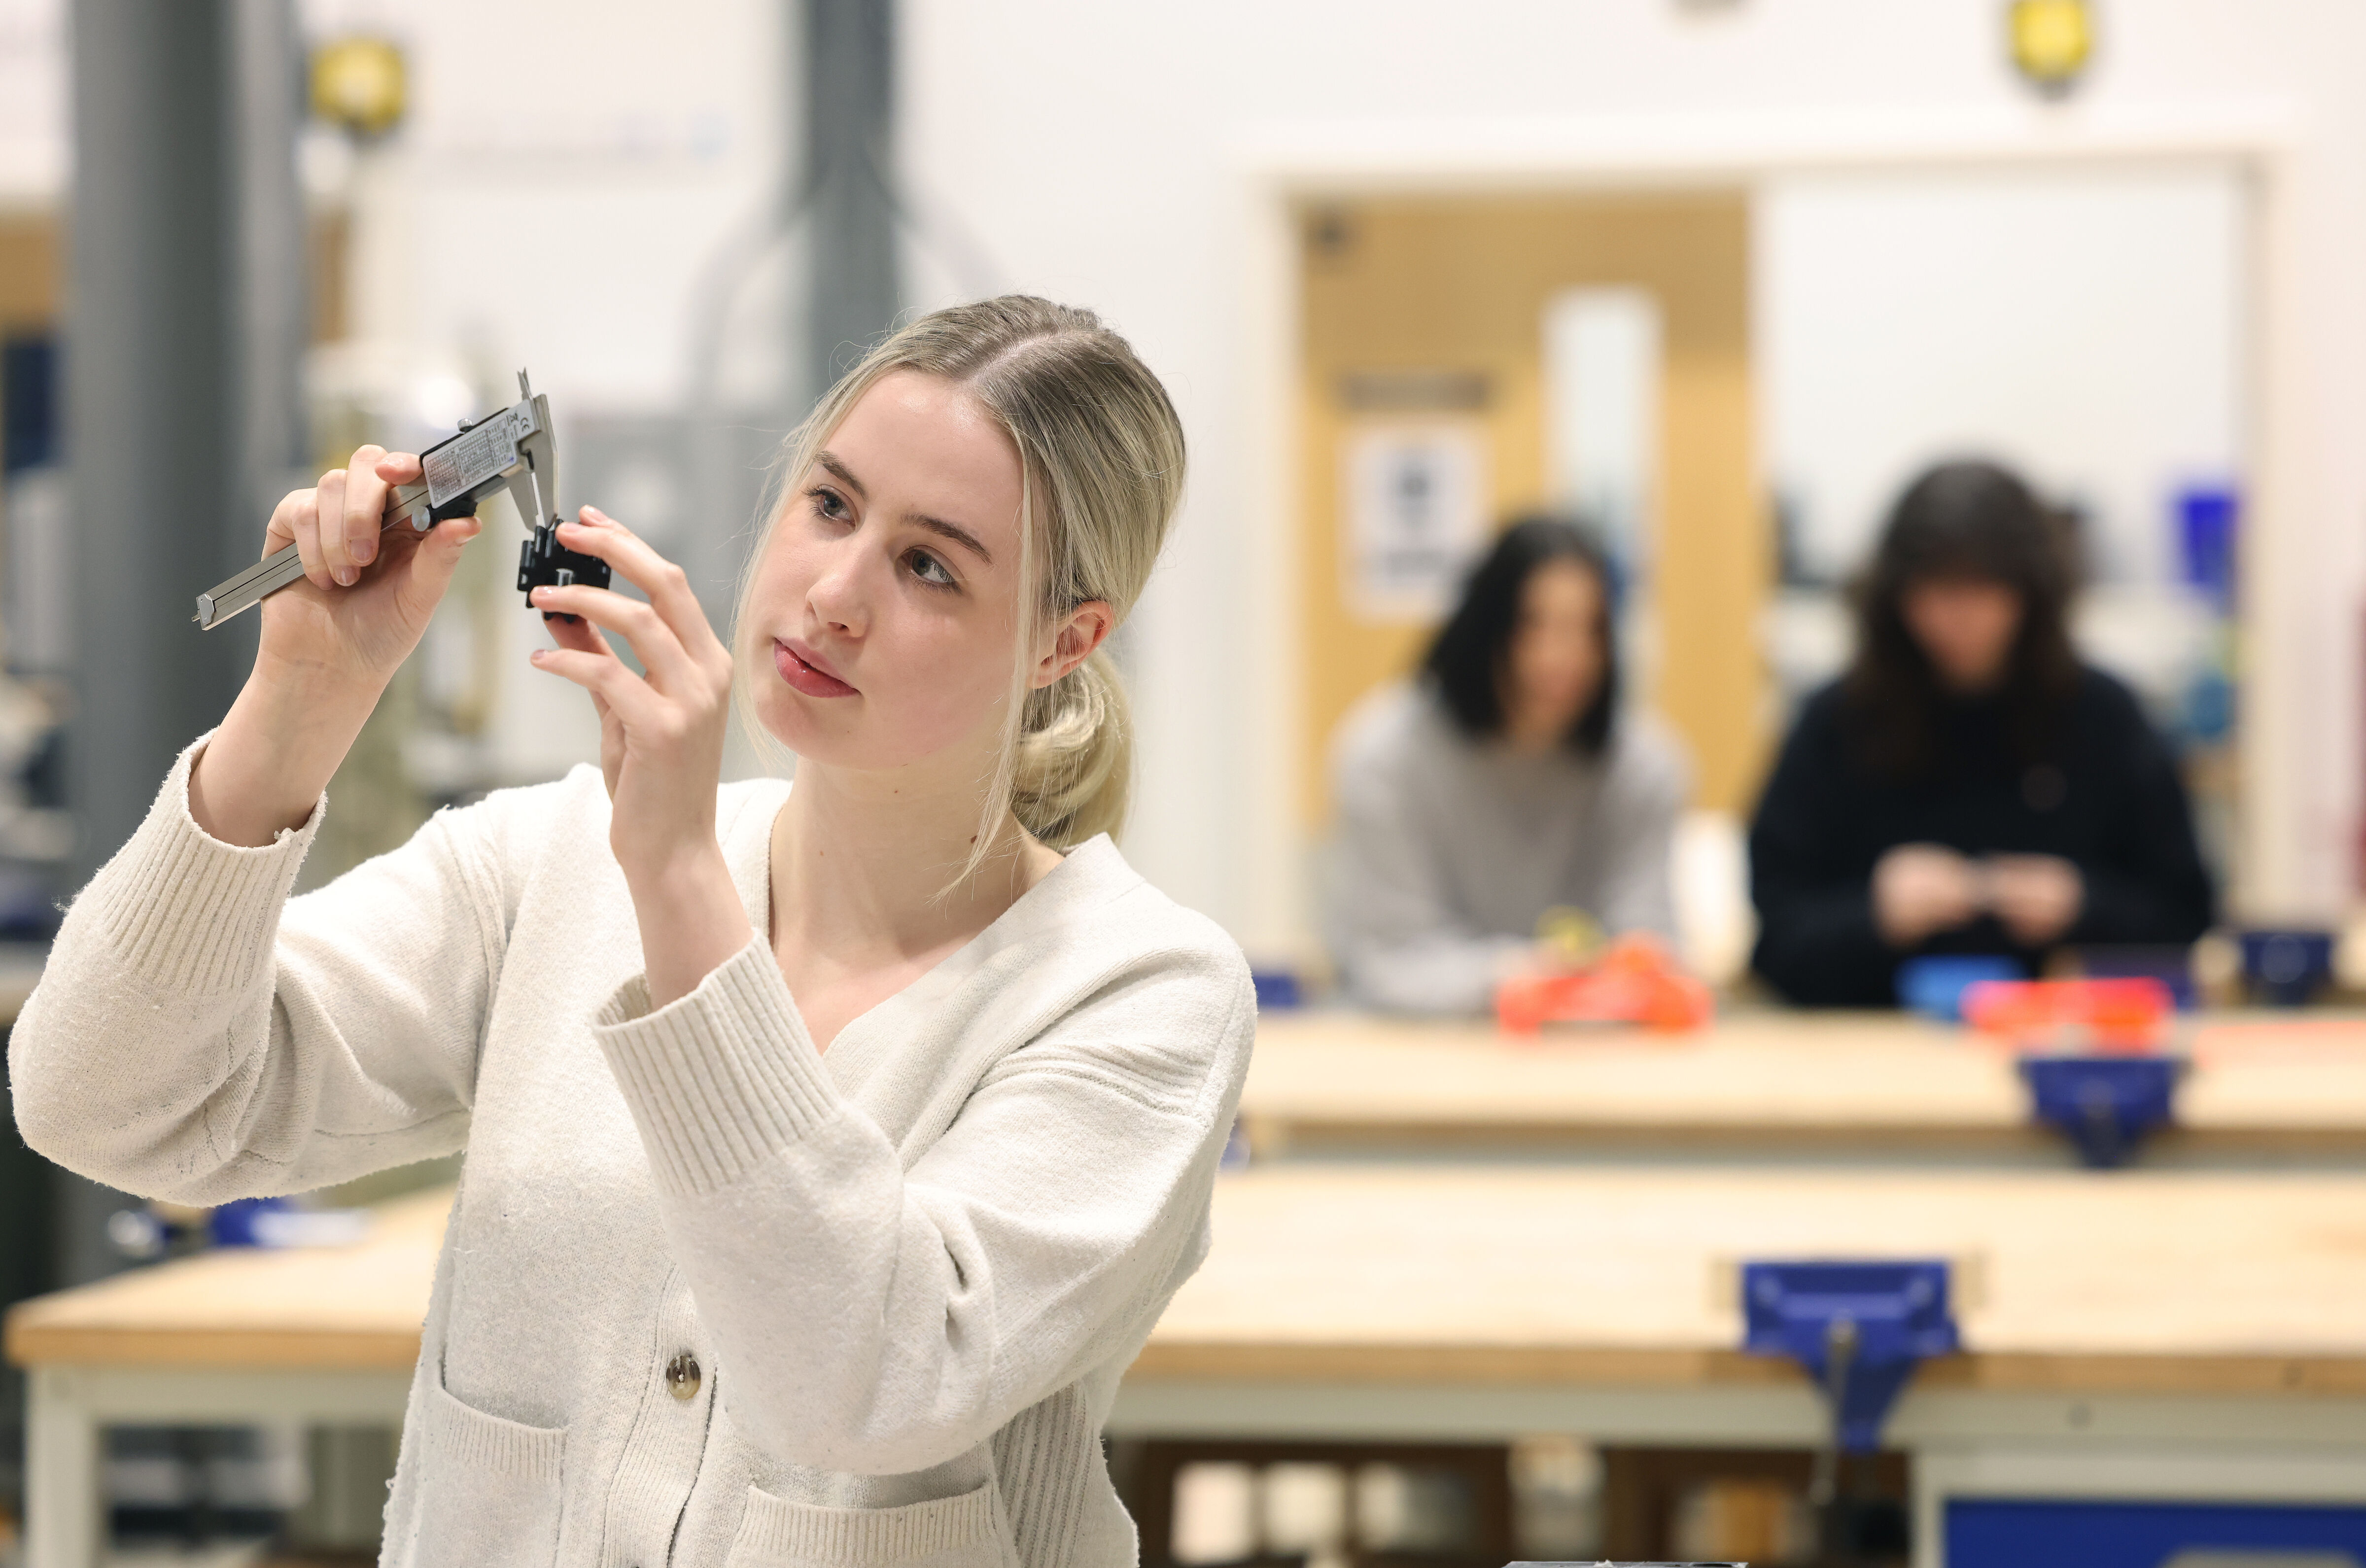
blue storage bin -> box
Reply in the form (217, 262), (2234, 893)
(1895, 954), (2023, 1022)
(1948, 1496), (2366, 1566)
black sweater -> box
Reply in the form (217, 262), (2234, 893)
(1748, 667), (2216, 1007)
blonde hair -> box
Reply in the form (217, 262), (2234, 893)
(733, 296), (1186, 879)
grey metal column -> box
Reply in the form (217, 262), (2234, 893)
(225, 0), (312, 532)
(803, 0), (901, 399)
(62, 0), (306, 1285)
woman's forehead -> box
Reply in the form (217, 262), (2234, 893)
(1523, 556), (1603, 602)
(829, 373), (1022, 506)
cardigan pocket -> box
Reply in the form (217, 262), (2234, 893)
(724, 1479), (1013, 1568)
(412, 1376), (569, 1568)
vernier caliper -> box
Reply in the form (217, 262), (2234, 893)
(193, 369), (611, 630)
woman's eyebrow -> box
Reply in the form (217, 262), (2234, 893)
(911, 513), (993, 565)
(814, 452), (988, 563)
(815, 451), (867, 499)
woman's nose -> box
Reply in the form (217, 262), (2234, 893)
(805, 547), (870, 633)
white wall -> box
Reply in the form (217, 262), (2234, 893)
(304, 0), (790, 404)
(1761, 164), (2244, 588)
(9, 1), (2365, 933)
(0, 0), (63, 203)
(1, 0), (789, 367)
(895, 0), (2366, 937)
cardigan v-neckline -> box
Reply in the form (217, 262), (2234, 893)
(719, 781), (1123, 1068)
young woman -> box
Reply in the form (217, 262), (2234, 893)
(12, 298), (1254, 1568)
(1325, 517), (1690, 1014)
(1749, 458), (2215, 1007)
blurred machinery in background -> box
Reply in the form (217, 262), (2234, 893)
(50, 0), (311, 1297)
(0, 332), (69, 928)
(0, 0), (321, 1542)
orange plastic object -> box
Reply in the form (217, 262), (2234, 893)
(1496, 934), (1714, 1035)
(1960, 976), (2173, 1052)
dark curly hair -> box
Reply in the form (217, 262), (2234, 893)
(1422, 516), (1620, 756)
(1844, 459), (2081, 779)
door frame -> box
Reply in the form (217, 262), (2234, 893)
(1227, 102), (2306, 958)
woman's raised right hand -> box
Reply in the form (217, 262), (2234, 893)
(254, 445), (484, 694)
(188, 446), (483, 847)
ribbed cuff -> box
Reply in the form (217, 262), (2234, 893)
(93, 734), (323, 997)
(593, 936), (840, 1195)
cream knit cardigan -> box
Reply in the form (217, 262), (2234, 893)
(11, 740), (1256, 1568)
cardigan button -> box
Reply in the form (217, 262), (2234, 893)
(666, 1352), (701, 1401)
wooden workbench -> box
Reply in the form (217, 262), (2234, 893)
(1240, 1009), (2366, 1161)
(14, 1165), (2366, 1568)
(1133, 1164), (2366, 1398)
(8, 1189), (449, 1568)
(5, 1185), (449, 1374)
(19, 1163), (2364, 1397)
(1122, 1165), (2366, 1568)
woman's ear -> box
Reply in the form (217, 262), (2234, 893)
(1033, 600), (1114, 689)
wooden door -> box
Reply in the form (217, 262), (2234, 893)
(1297, 191), (1764, 817)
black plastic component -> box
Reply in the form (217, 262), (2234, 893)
(517, 521), (612, 623)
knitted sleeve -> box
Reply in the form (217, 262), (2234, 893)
(593, 929), (1255, 1476)
(8, 736), (515, 1202)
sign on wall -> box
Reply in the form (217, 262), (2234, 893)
(1341, 420), (1490, 622)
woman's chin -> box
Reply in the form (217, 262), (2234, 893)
(753, 693), (845, 760)
(753, 697), (914, 774)
(754, 691), (1009, 780)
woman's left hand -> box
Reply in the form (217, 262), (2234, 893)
(529, 507), (753, 1003)
(1986, 853), (2085, 947)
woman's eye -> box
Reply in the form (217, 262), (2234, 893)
(809, 487), (850, 523)
(906, 550), (957, 589)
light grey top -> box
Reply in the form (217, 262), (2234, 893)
(12, 739), (1254, 1568)
(1324, 681), (1691, 1015)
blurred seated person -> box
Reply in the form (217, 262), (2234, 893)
(1749, 460), (2215, 1007)
(1327, 517), (1690, 1014)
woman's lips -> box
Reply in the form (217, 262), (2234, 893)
(775, 638), (858, 698)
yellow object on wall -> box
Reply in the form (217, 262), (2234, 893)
(2009, 0), (2094, 95)
(312, 35), (408, 140)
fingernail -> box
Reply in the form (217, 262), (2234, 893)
(334, 567), (356, 587)
(584, 506), (609, 523)
(352, 537), (375, 564)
